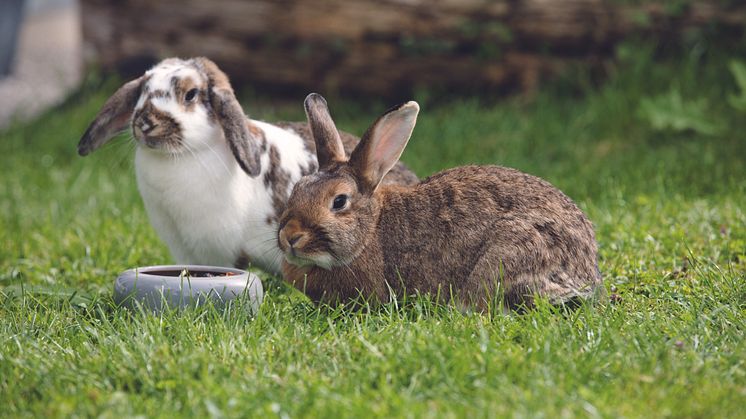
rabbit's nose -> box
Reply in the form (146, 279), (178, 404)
(287, 234), (303, 247)
(279, 219), (306, 251)
(138, 119), (156, 133)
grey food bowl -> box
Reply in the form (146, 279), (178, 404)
(114, 265), (263, 313)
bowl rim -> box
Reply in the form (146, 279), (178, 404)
(113, 265), (262, 312)
(122, 264), (247, 279)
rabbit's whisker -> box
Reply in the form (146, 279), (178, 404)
(203, 140), (233, 176)
(183, 140), (219, 180)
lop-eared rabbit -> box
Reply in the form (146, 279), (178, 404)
(77, 58), (418, 273)
(277, 94), (603, 310)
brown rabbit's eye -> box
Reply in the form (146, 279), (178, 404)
(332, 194), (348, 211)
(185, 88), (199, 102)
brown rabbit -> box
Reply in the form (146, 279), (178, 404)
(277, 93), (603, 310)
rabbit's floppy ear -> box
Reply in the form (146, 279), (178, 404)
(78, 76), (145, 156)
(304, 93), (346, 170)
(349, 101), (419, 193)
(196, 57), (262, 177)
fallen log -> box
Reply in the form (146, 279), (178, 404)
(81, 0), (746, 98)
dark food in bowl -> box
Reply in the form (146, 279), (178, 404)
(146, 269), (238, 278)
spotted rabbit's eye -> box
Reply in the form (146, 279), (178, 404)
(185, 88), (199, 102)
(331, 194), (349, 211)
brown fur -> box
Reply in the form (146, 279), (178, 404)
(234, 251), (251, 270)
(171, 75), (203, 112)
(263, 144), (292, 224)
(195, 57), (262, 176)
(78, 76), (147, 156)
(278, 96), (603, 310)
(248, 121), (268, 153)
(148, 89), (171, 100)
(132, 100), (182, 151)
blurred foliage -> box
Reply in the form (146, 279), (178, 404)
(638, 89), (722, 135)
(727, 60), (746, 112)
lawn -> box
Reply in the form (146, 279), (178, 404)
(1, 42), (744, 417)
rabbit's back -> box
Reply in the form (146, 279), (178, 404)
(376, 165), (602, 309)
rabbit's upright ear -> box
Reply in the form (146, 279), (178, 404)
(304, 93), (346, 170)
(77, 76), (145, 156)
(349, 101), (419, 194)
(197, 57), (262, 177)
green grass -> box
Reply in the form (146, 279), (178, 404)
(1, 44), (745, 417)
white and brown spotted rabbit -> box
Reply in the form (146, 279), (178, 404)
(277, 93), (603, 310)
(77, 58), (417, 274)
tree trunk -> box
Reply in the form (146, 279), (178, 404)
(81, 0), (746, 99)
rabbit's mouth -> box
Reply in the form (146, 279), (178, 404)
(284, 253), (315, 267)
(278, 219), (341, 270)
(284, 251), (336, 271)
(132, 126), (184, 154)
(139, 135), (181, 152)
